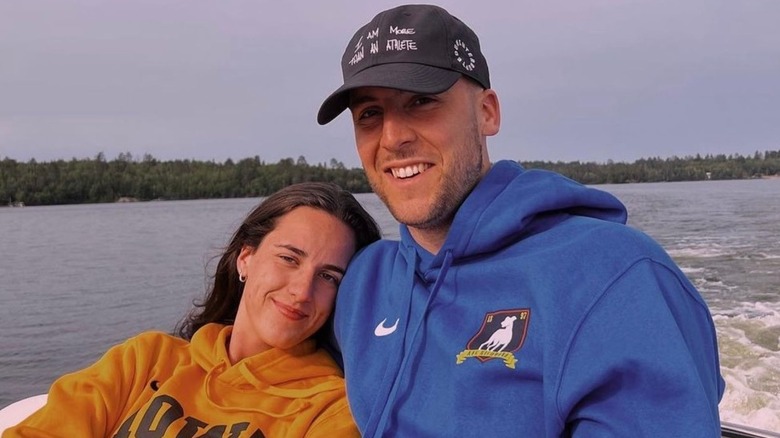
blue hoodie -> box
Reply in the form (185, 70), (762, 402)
(334, 160), (724, 437)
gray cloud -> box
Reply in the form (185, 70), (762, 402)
(1, 0), (778, 167)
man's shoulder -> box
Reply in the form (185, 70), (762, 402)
(342, 239), (405, 286)
(559, 215), (664, 252)
(352, 239), (402, 262)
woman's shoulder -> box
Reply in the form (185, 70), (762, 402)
(118, 330), (189, 352)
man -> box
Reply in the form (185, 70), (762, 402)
(318, 4), (724, 437)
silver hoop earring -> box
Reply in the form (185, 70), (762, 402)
(239, 273), (246, 283)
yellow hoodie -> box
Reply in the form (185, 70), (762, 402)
(5, 324), (358, 437)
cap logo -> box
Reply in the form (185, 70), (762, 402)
(387, 38), (417, 51)
(349, 25), (421, 67)
(454, 39), (475, 71)
(349, 36), (366, 65)
(386, 25), (418, 52)
(367, 28), (381, 58)
(349, 35), (365, 66)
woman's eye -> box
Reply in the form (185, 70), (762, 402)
(320, 272), (341, 285)
(279, 255), (296, 264)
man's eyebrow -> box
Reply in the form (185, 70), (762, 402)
(348, 93), (376, 108)
(275, 244), (347, 275)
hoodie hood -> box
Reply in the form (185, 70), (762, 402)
(401, 160), (627, 263)
(191, 324), (345, 417)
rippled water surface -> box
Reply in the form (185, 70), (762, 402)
(1, 179), (778, 430)
(601, 179), (780, 430)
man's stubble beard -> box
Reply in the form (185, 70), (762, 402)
(371, 121), (484, 233)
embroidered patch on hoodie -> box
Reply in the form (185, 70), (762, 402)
(456, 309), (530, 369)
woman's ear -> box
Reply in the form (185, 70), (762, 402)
(236, 245), (254, 275)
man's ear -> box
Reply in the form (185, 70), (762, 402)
(479, 88), (501, 137)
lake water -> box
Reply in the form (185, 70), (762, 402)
(0, 178), (778, 431)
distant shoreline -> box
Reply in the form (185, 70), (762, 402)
(3, 175), (779, 209)
(3, 152), (779, 207)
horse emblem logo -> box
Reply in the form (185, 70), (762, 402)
(456, 309), (530, 369)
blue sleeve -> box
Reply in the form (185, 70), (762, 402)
(556, 258), (724, 437)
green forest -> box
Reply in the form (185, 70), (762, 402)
(2, 150), (779, 207)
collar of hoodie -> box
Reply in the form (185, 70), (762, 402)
(193, 324), (343, 418)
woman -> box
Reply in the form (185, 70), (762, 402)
(6, 182), (381, 437)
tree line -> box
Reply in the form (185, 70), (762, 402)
(2, 150), (779, 206)
(1, 153), (370, 206)
(526, 150), (780, 185)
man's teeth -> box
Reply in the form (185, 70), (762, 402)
(391, 164), (429, 179)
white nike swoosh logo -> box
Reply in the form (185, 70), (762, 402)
(374, 318), (400, 337)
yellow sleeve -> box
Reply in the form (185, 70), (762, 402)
(305, 397), (360, 438)
(4, 334), (152, 438)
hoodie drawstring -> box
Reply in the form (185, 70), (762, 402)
(370, 249), (455, 437)
(362, 248), (419, 437)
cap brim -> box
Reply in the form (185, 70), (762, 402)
(317, 63), (461, 125)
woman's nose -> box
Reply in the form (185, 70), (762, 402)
(288, 274), (315, 303)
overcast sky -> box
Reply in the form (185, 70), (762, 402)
(2, 0), (778, 168)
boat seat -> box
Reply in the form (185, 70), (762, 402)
(0, 394), (48, 433)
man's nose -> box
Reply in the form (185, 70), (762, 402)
(379, 109), (416, 151)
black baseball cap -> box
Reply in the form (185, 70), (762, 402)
(317, 4), (490, 125)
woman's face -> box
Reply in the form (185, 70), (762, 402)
(231, 206), (357, 359)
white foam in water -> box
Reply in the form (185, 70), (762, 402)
(735, 252), (780, 261)
(680, 266), (707, 274)
(699, 279), (728, 289)
(720, 368), (780, 431)
(693, 278), (738, 295)
(668, 246), (731, 259)
(716, 301), (780, 431)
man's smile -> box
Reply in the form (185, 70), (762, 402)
(389, 163), (430, 179)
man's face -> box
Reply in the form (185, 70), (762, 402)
(348, 78), (497, 248)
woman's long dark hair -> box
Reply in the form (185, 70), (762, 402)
(175, 182), (381, 340)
